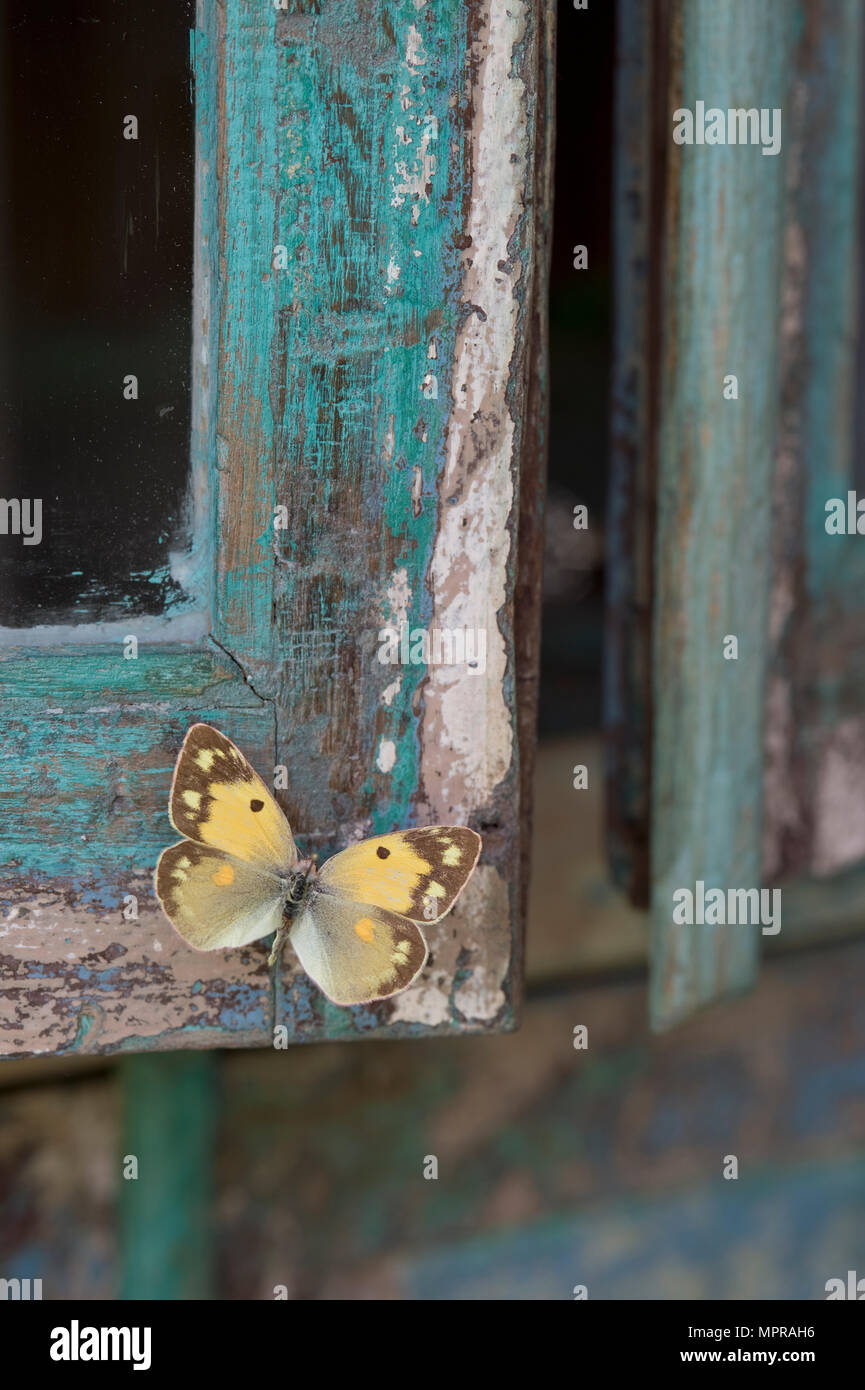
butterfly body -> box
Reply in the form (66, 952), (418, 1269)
(281, 859), (317, 909)
(154, 725), (481, 1007)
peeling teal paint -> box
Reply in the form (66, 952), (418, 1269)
(2, 0), (544, 1057)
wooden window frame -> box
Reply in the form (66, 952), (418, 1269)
(0, 0), (554, 1058)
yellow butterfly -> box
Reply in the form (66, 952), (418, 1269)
(154, 724), (481, 1006)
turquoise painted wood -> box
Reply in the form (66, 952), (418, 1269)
(187, 0), (551, 1044)
(119, 1053), (216, 1299)
(0, 0), (552, 1057)
(610, 0), (865, 1026)
(651, 0), (793, 1028)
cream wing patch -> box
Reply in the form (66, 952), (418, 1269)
(155, 841), (285, 950)
(168, 723), (297, 874)
(289, 891), (428, 1005)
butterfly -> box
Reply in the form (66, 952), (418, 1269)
(154, 724), (482, 1006)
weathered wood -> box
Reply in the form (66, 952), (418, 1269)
(605, 0), (664, 909)
(764, 0), (865, 883)
(212, 0), (551, 1040)
(118, 1053), (216, 1299)
(610, 0), (865, 1027)
(0, 649), (272, 1057)
(649, 0), (792, 1028)
(0, 0), (552, 1055)
(514, 0), (556, 966)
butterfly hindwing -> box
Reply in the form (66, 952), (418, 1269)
(289, 890), (428, 1005)
(316, 826), (481, 923)
(155, 841), (285, 950)
(168, 723), (296, 875)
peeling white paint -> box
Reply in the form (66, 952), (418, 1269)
(411, 465), (423, 518)
(382, 414), (396, 462)
(390, 980), (451, 1027)
(452, 867), (510, 1020)
(405, 23), (427, 71)
(381, 566), (412, 631)
(381, 676), (402, 707)
(390, 22), (437, 218)
(420, 0), (527, 822)
(376, 738), (397, 774)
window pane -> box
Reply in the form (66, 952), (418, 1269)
(0, 0), (195, 627)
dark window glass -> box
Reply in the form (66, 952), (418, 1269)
(0, 0), (195, 627)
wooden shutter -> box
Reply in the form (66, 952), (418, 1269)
(608, 0), (865, 1029)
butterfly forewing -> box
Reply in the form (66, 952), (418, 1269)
(168, 723), (296, 875)
(316, 826), (481, 923)
(155, 841), (286, 950)
(289, 891), (428, 1005)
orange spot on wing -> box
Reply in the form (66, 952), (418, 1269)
(354, 917), (376, 943)
(212, 863), (235, 886)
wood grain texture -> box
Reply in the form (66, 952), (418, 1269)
(0, 0), (551, 1056)
(649, 0), (792, 1028)
(211, 0), (551, 1041)
(0, 649), (273, 1057)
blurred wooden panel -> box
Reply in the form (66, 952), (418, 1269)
(608, 0), (865, 1027)
(764, 0), (865, 883)
(649, 0), (792, 1028)
(605, 0), (661, 909)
